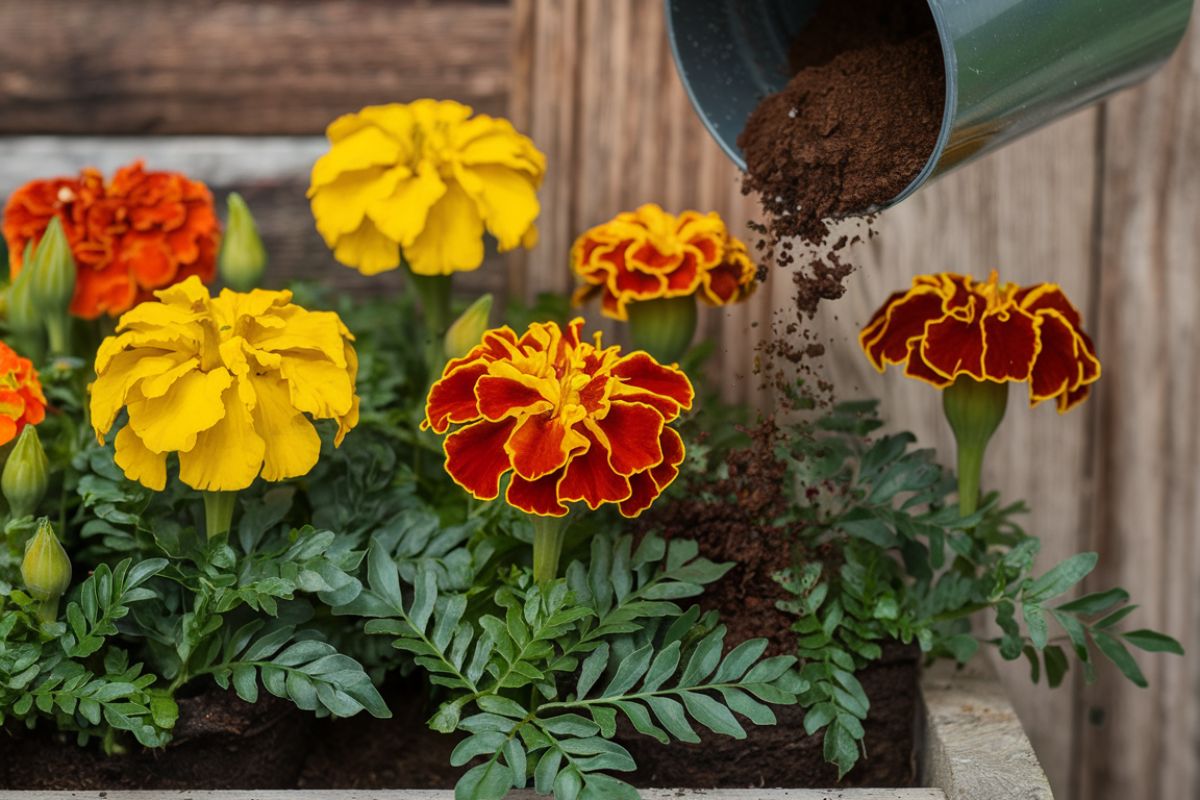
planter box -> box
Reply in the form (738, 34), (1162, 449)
(0, 660), (1051, 800)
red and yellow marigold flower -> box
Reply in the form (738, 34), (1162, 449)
(859, 271), (1100, 413)
(3, 161), (220, 320)
(0, 342), (46, 446)
(423, 318), (693, 518)
(308, 99), (546, 277)
(90, 276), (359, 493)
(571, 204), (757, 320)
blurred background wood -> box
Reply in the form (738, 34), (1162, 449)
(0, 2), (1195, 799)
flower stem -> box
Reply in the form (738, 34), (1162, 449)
(406, 264), (453, 369)
(942, 376), (1009, 520)
(202, 491), (237, 540)
(627, 296), (698, 364)
(34, 596), (59, 624)
(45, 315), (71, 357)
(531, 514), (570, 584)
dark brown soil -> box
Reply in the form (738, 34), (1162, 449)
(0, 689), (311, 790)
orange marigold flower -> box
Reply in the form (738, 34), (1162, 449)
(859, 271), (1100, 412)
(0, 342), (46, 446)
(423, 318), (694, 518)
(3, 161), (219, 319)
(571, 203), (757, 320)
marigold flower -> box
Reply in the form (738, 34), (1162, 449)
(859, 271), (1100, 413)
(0, 342), (46, 446)
(308, 100), (546, 277)
(90, 276), (359, 493)
(571, 203), (758, 320)
(2, 161), (220, 319)
(423, 318), (693, 518)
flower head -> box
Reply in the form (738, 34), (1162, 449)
(90, 276), (359, 492)
(308, 100), (546, 277)
(572, 204), (757, 320)
(3, 161), (220, 319)
(423, 318), (694, 518)
(860, 271), (1100, 412)
(0, 342), (46, 446)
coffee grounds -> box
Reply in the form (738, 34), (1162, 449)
(738, 0), (944, 248)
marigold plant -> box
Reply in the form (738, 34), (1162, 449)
(308, 99), (546, 277)
(859, 271), (1100, 516)
(3, 161), (220, 319)
(571, 203), (757, 320)
(0, 342), (46, 446)
(90, 276), (359, 495)
(424, 317), (692, 519)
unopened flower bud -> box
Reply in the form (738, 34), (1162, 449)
(218, 193), (267, 291)
(22, 518), (71, 623)
(3, 424), (48, 518)
(28, 217), (76, 314)
(7, 243), (41, 338)
(444, 294), (493, 361)
(627, 295), (698, 365)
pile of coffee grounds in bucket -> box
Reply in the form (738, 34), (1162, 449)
(737, 0), (945, 318)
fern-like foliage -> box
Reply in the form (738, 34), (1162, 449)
(357, 532), (805, 800)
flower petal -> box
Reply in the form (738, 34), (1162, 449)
(859, 287), (945, 371)
(981, 306), (1040, 382)
(113, 425), (167, 491)
(444, 418), (518, 500)
(1029, 309), (1082, 407)
(403, 182), (486, 276)
(367, 163), (447, 247)
(425, 360), (489, 433)
(249, 373), (322, 482)
(476, 374), (553, 421)
(921, 304), (985, 381)
(333, 219), (402, 276)
(310, 125), (402, 190)
(177, 384), (266, 491)
(590, 402), (664, 476)
(609, 353), (694, 419)
(127, 368), (232, 453)
(558, 429), (632, 509)
(506, 470), (569, 517)
(454, 164), (540, 251)
(506, 413), (588, 481)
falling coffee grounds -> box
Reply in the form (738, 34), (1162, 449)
(738, 0), (945, 316)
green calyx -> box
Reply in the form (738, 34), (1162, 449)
(627, 295), (698, 365)
(21, 517), (72, 623)
(218, 192), (268, 292)
(28, 217), (77, 356)
(942, 376), (1009, 519)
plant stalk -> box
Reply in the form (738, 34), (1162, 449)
(531, 514), (570, 584)
(942, 376), (1009, 520)
(406, 264), (453, 370)
(203, 490), (237, 539)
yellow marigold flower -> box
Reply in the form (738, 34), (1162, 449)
(90, 276), (359, 492)
(308, 100), (546, 277)
(571, 203), (758, 320)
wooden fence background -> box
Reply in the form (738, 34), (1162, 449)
(0, 2), (1196, 798)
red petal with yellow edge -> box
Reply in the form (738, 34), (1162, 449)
(444, 418), (517, 499)
(1017, 284), (1083, 329)
(593, 402), (665, 475)
(630, 241), (682, 272)
(425, 361), (488, 432)
(648, 426), (685, 490)
(703, 263), (740, 304)
(507, 470), (569, 517)
(1075, 330), (1101, 384)
(506, 413), (584, 480)
(558, 429), (632, 509)
(903, 338), (954, 388)
(1028, 310), (1078, 405)
(578, 373), (609, 413)
(664, 251), (700, 293)
(860, 289), (945, 370)
(614, 255), (667, 299)
(922, 312), (985, 381)
(476, 375), (551, 421)
(444, 327), (520, 375)
(611, 353), (694, 417)
(981, 306), (1039, 382)
(619, 471), (660, 518)
(689, 235), (720, 266)
(1057, 382), (1091, 413)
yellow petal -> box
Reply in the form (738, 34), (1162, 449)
(455, 164), (540, 251)
(311, 166), (405, 244)
(333, 220), (402, 275)
(127, 368), (232, 453)
(248, 373), (322, 482)
(277, 352), (355, 419)
(251, 307), (348, 366)
(403, 182), (485, 276)
(335, 395), (360, 447)
(408, 98), (473, 129)
(113, 425), (167, 491)
(367, 163), (447, 247)
(310, 125), (402, 190)
(178, 385), (266, 491)
(139, 357), (201, 399)
(456, 125), (546, 176)
(358, 104), (417, 143)
(90, 351), (192, 438)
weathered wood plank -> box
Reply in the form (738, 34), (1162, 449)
(0, 137), (506, 299)
(921, 661), (1054, 800)
(0, 0), (511, 135)
(1074, 15), (1200, 800)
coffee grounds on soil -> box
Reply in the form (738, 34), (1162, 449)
(737, 0), (944, 400)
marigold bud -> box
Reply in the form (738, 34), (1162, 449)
(22, 518), (71, 622)
(218, 193), (267, 292)
(3, 424), (48, 518)
(28, 217), (76, 314)
(626, 295), (698, 365)
(444, 294), (493, 361)
(7, 243), (41, 338)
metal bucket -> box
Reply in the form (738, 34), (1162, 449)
(666, 0), (1194, 210)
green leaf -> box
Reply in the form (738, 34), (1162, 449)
(1121, 629), (1184, 655)
(1044, 645), (1069, 689)
(455, 759), (513, 800)
(1056, 587), (1129, 615)
(1022, 603), (1049, 650)
(576, 644), (609, 699)
(681, 691), (746, 738)
(1026, 553), (1098, 602)
(1092, 631), (1148, 688)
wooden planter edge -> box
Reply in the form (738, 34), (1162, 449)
(0, 660), (1051, 800)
